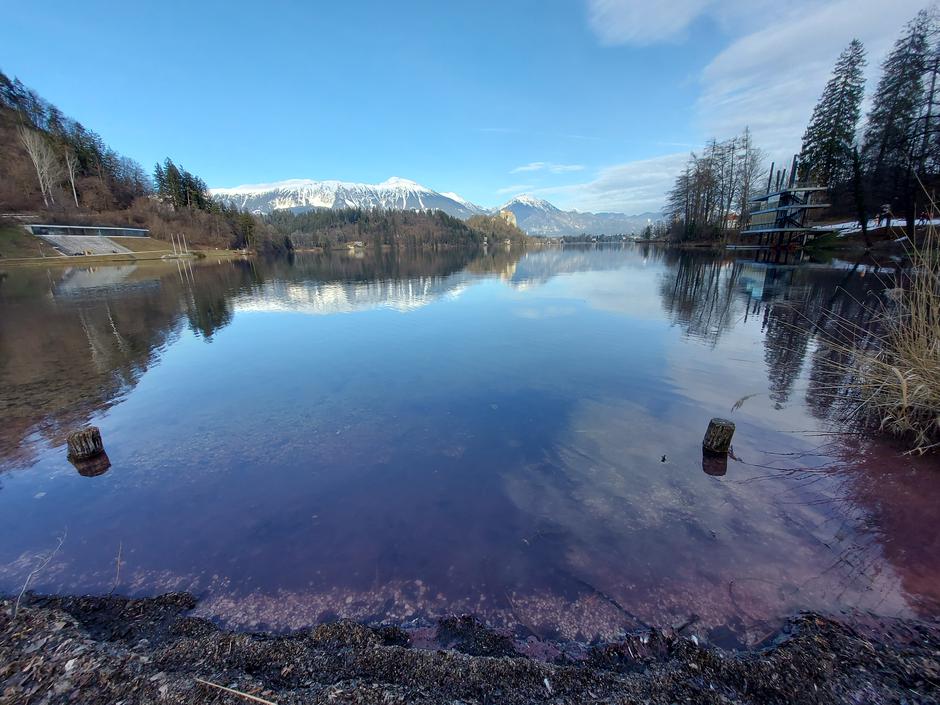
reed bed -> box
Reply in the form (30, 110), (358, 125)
(818, 218), (940, 454)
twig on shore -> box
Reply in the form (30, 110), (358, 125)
(13, 528), (67, 620)
(195, 678), (279, 704)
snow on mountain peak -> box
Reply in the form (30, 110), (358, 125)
(210, 178), (322, 196)
(441, 192), (472, 207)
(211, 177), (486, 219)
(210, 177), (655, 236)
(501, 194), (555, 210)
(379, 176), (427, 190)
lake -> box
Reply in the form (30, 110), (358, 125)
(1, 245), (938, 648)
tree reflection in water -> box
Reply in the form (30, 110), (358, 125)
(0, 248), (517, 471)
(1, 245), (937, 646)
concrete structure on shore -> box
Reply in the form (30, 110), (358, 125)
(24, 224), (149, 256)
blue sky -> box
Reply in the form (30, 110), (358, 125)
(3, 0), (928, 213)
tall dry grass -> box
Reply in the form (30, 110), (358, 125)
(819, 218), (940, 454)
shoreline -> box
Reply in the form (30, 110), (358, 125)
(2, 593), (937, 704)
(0, 248), (247, 268)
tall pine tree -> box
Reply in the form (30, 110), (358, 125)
(914, 40), (940, 175)
(861, 9), (932, 214)
(799, 39), (866, 187)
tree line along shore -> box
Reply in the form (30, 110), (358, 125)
(0, 70), (528, 260)
(656, 8), (940, 247)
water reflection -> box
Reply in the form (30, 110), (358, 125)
(0, 249), (511, 469)
(701, 454), (728, 476)
(0, 245), (936, 647)
(656, 251), (889, 410)
(70, 452), (112, 478)
(0, 259), (257, 468)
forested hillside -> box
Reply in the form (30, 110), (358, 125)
(0, 69), (279, 251)
(268, 208), (529, 249)
(1, 71), (512, 254)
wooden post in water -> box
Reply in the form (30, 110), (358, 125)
(67, 426), (105, 461)
(702, 418), (735, 456)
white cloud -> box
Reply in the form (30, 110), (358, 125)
(585, 0), (813, 46)
(525, 152), (689, 213)
(511, 161), (585, 174)
(587, 1), (929, 164)
(697, 0), (926, 162)
(586, 0), (713, 45)
(499, 1), (926, 214)
(585, 0), (931, 173)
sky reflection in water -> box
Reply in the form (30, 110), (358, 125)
(0, 246), (938, 647)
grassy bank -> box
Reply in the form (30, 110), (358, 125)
(0, 247), (244, 268)
(0, 224), (53, 259)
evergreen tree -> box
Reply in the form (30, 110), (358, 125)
(915, 40), (940, 174)
(153, 162), (166, 197)
(799, 39), (866, 186)
(163, 158), (183, 207)
(861, 10), (932, 206)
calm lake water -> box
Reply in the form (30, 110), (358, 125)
(1, 245), (938, 647)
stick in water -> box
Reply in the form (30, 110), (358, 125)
(13, 528), (67, 619)
(109, 541), (122, 595)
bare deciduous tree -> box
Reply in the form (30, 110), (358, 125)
(64, 149), (80, 207)
(664, 129), (766, 241)
(17, 126), (63, 208)
(735, 127), (766, 226)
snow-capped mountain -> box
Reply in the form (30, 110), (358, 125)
(211, 177), (486, 219)
(210, 178), (656, 236)
(497, 195), (658, 237)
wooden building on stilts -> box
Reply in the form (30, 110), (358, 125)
(741, 155), (833, 249)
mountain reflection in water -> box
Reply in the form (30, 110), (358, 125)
(0, 245), (937, 648)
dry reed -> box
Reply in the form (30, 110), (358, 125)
(817, 211), (940, 454)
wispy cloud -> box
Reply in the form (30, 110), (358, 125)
(511, 161), (585, 174)
(585, 0), (785, 46)
(586, 0), (713, 45)
(522, 152), (688, 214)
(585, 1), (927, 162)
(496, 183), (536, 195)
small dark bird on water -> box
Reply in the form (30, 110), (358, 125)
(661, 455), (667, 463)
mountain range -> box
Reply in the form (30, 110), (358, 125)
(210, 178), (657, 236)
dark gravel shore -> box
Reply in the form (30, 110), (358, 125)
(2, 593), (939, 704)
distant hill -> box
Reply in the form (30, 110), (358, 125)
(497, 195), (658, 237)
(211, 179), (657, 237)
(266, 208), (528, 250)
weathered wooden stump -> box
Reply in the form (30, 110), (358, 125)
(702, 418), (735, 456)
(67, 426), (105, 461)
